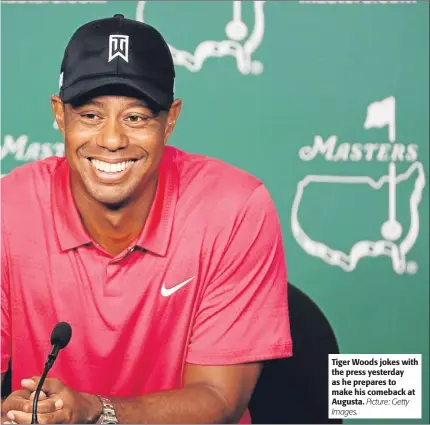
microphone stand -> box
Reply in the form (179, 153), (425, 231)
(31, 345), (60, 424)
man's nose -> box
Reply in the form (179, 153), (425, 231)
(97, 119), (127, 151)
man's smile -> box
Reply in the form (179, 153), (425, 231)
(86, 157), (139, 183)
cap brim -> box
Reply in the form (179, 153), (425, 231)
(60, 76), (173, 110)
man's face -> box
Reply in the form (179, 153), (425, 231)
(51, 92), (181, 206)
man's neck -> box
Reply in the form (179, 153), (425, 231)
(71, 175), (158, 257)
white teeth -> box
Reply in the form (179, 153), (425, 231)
(90, 159), (134, 173)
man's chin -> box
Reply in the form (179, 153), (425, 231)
(90, 191), (130, 209)
(83, 182), (132, 208)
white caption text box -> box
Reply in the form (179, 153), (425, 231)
(328, 354), (421, 419)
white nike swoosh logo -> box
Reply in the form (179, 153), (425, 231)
(161, 277), (195, 297)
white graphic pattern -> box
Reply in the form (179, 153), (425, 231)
(136, 1), (266, 75)
(108, 34), (129, 63)
(364, 96), (403, 241)
(291, 97), (426, 275)
(161, 277), (195, 297)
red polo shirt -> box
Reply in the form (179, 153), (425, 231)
(1, 146), (292, 422)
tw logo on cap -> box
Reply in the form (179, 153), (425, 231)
(108, 34), (129, 63)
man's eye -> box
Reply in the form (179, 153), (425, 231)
(125, 115), (148, 123)
(81, 113), (99, 120)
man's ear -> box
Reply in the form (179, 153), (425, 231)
(164, 99), (182, 145)
(51, 95), (66, 134)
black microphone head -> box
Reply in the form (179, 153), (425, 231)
(50, 322), (72, 349)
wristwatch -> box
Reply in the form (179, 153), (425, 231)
(96, 396), (119, 424)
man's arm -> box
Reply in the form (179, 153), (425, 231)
(109, 362), (262, 424)
(15, 362), (262, 424)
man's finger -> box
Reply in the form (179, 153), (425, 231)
(29, 390), (47, 401)
(5, 396), (60, 418)
(20, 379), (37, 392)
(29, 377), (63, 395)
(7, 409), (66, 424)
(1, 394), (31, 413)
(37, 409), (67, 425)
(3, 389), (31, 402)
(33, 398), (63, 414)
(5, 411), (27, 425)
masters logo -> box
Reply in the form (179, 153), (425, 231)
(291, 96), (426, 275)
(1, 119), (64, 178)
(136, 0), (266, 75)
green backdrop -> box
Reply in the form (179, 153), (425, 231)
(1, 1), (428, 423)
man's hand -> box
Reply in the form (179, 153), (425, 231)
(5, 377), (101, 424)
(1, 386), (51, 424)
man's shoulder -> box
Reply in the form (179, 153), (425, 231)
(171, 146), (263, 195)
(1, 156), (64, 202)
(167, 146), (276, 228)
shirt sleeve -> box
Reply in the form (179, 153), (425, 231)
(1, 218), (11, 374)
(186, 184), (293, 365)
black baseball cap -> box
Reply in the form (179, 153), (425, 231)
(59, 14), (175, 110)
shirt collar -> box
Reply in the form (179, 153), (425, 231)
(52, 158), (92, 251)
(52, 147), (179, 256)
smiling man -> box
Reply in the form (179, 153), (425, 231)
(1, 14), (292, 424)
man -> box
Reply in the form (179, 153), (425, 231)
(1, 14), (292, 424)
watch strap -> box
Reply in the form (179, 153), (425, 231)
(96, 396), (118, 424)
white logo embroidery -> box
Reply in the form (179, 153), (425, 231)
(291, 96), (425, 275)
(161, 277), (195, 297)
(136, 1), (266, 75)
(108, 34), (129, 63)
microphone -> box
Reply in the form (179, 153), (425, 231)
(31, 322), (72, 424)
